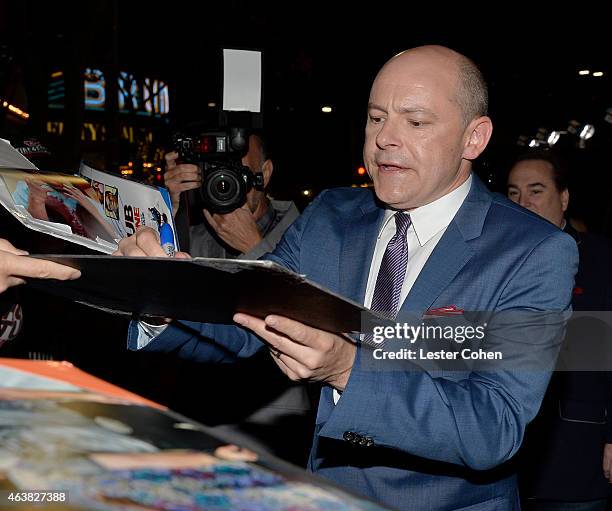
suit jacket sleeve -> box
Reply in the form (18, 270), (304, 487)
(127, 192), (327, 363)
(318, 229), (578, 470)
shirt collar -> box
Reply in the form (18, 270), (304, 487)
(378, 174), (473, 246)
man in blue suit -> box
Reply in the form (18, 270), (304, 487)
(117, 46), (578, 510)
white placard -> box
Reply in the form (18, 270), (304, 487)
(222, 49), (261, 113)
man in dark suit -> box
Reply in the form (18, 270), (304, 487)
(116, 46), (578, 510)
(508, 150), (612, 510)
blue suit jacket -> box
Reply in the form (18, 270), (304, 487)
(130, 175), (578, 511)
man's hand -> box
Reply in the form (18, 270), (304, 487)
(0, 238), (81, 293)
(233, 313), (356, 391)
(204, 205), (263, 254)
(164, 152), (201, 216)
(603, 443), (612, 482)
(113, 227), (191, 259)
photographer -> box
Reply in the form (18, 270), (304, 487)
(161, 131), (311, 464)
(164, 131), (299, 259)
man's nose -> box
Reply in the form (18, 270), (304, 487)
(376, 118), (401, 148)
(518, 196), (531, 208)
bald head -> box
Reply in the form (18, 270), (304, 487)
(364, 45), (493, 210)
(379, 46), (488, 125)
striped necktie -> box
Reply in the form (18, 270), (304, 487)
(370, 212), (411, 318)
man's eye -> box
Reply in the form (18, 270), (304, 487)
(508, 191), (517, 197)
(369, 116), (383, 124)
(410, 121), (423, 127)
(531, 190), (542, 195)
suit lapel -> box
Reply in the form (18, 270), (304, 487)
(400, 175), (493, 314)
(339, 194), (385, 304)
(401, 223), (474, 314)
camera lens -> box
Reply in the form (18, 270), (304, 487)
(214, 177), (233, 196)
(201, 163), (250, 213)
(202, 168), (244, 213)
(210, 173), (238, 201)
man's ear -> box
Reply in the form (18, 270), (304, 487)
(262, 159), (274, 188)
(561, 189), (569, 213)
(462, 116), (493, 161)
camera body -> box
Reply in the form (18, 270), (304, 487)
(173, 128), (264, 214)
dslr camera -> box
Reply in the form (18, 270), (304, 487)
(173, 127), (264, 214)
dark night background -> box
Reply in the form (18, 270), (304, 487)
(1, 2), (612, 228)
(1, 1), (612, 451)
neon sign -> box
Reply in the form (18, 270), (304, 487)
(49, 69), (170, 117)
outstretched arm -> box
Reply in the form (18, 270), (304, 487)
(0, 238), (81, 293)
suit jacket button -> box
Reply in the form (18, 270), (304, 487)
(351, 434), (361, 444)
(343, 431), (355, 442)
(366, 438), (374, 447)
(359, 436), (369, 446)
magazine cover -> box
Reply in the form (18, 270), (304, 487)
(79, 162), (176, 248)
(0, 139), (177, 254)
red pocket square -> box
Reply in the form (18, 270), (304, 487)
(423, 305), (464, 317)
